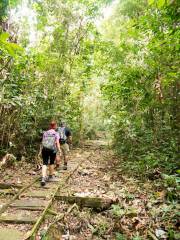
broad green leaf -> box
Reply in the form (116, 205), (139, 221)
(148, 0), (155, 5)
(157, 0), (166, 8)
(0, 32), (9, 42)
(9, 42), (23, 51)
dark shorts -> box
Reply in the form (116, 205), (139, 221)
(42, 147), (56, 165)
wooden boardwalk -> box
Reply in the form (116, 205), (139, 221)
(0, 152), (87, 240)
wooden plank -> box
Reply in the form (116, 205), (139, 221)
(55, 195), (114, 209)
(0, 182), (23, 189)
(0, 177), (40, 215)
(0, 214), (37, 224)
(0, 189), (14, 195)
(0, 228), (23, 240)
(24, 190), (51, 198)
(24, 159), (86, 240)
(14, 206), (44, 211)
(11, 199), (48, 208)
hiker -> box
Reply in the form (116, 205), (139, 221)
(40, 121), (61, 186)
(56, 121), (72, 170)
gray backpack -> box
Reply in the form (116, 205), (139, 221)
(42, 132), (56, 150)
(57, 127), (67, 142)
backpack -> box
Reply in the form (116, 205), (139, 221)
(57, 127), (67, 143)
(42, 131), (56, 150)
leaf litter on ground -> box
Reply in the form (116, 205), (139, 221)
(1, 144), (179, 239)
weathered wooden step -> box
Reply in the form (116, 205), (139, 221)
(0, 182), (23, 189)
(11, 199), (48, 208)
(33, 183), (57, 189)
(0, 214), (37, 224)
(0, 228), (23, 240)
(55, 195), (115, 209)
(14, 206), (43, 211)
(24, 190), (52, 198)
(0, 189), (14, 195)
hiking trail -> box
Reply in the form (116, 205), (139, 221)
(0, 141), (178, 239)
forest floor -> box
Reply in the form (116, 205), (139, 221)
(0, 140), (179, 240)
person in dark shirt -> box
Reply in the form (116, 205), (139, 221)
(56, 121), (72, 170)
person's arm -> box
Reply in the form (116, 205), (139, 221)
(38, 134), (43, 157)
(38, 144), (42, 157)
(56, 139), (61, 153)
(67, 135), (72, 144)
(55, 133), (61, 154)
(66, 128), (72, 144)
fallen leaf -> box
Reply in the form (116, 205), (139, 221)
(155, 229), (167, 239)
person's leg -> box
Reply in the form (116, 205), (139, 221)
(42, 165), (47, 178)
(62, 143), (69, 170)
(55, 152), (61, 169)
(41, 148), (49, 186)
(49, 164), (54, 176)
(48, 151), (60, 181)
(49, 151), (56, 177)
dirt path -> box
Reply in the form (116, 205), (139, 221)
(38, 140), (179, 240)
(0, 140), (179, 239)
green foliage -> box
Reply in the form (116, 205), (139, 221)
(0, 0), (109, 157)
(161, 174), (179, 201)
(0, 0), (21, 22)
(116, 233), (127, 240)
(132, 236), (142, 240)
(0, 0), (9, 21)
(100, 0), (179, 176)
(148, 0), (176, 8)
(111, 204), (125, 217)
(0, 0), (178, 180)
(162, 174), (177, 188)
(0, 31), (23, 57)
(89, 215), (110, 237)
(168, 229), (180, 240)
